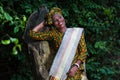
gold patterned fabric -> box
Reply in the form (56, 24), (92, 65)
(29, 28), (87, 80)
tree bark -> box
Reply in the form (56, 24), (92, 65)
(28, 41), (51, 80)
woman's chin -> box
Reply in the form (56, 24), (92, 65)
(61, 25), (65, 28)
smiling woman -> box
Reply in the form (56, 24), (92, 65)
(52, 14), (66, 32)
(29, 7), (88, 80)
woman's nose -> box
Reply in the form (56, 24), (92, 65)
(58, 18), (61, 21)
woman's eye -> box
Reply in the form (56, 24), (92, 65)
(59, 16), (62, 19)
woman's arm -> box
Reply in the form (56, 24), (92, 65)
(77, 32), (87, 62)
(29, 30), (54, 41)
(32, 21), (45, 32)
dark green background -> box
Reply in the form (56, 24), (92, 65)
(0, 0), (120, 80)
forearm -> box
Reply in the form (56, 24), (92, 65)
(33, 21), (44, 32)
(76, 60), (81, 65)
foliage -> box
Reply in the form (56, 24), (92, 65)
(0, 0), (120, 80)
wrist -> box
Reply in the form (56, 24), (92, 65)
(74, 63), (79, 68)
(33, 21), (44, 32)
(73, 60), (81, 68)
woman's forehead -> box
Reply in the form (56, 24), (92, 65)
(53, 14), (62, 18)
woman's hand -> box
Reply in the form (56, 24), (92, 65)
(67, 65), (78, 77)
(33, 21), (45, 32)
(67, 60), (81, 77)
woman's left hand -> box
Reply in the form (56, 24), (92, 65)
(67, 65), (78, 77)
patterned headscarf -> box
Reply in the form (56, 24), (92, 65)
(45, 7), (62, 25)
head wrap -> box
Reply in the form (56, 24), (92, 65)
(45, 7), (62, 25)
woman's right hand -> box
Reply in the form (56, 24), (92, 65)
(33, 21), (45, 32)
(67, 65), (78, 77)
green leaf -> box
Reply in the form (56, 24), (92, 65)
(0, 6), (4, 13)
(12, 46), (18, 55)
(23, 15), (27, 21)
(1, 39), (10, 45)
(16, 44), (22, 51)
(14, 26), (19, 33)
(94, 41), (106, 49)
(4, 12), (13, 21)
(10, 37), (19, 44)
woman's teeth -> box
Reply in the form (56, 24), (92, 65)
(60, 22), (62, 25)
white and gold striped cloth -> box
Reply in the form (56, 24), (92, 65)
(49, 28), (83, 80)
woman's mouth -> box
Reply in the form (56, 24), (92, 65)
(59, 22), (63, 25)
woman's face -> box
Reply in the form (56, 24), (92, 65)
(52, 14), (66, 30)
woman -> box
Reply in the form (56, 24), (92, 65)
(29, 7), (88, 80)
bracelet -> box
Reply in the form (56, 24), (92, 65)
(74, 63), (79, 68)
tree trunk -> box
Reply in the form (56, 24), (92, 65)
(28, 41), (51, 80)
